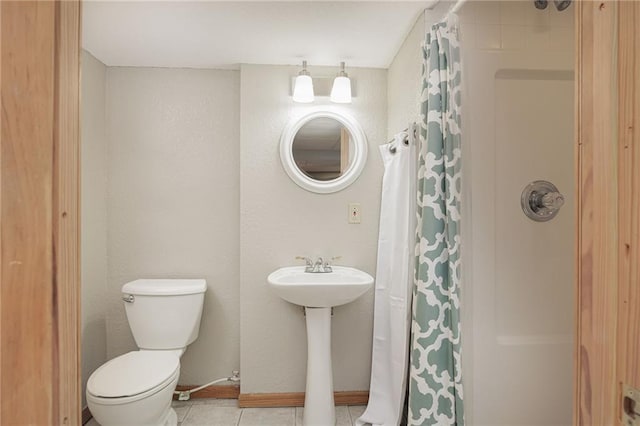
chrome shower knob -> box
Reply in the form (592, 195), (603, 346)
(521, 180), (565, 222)
(540, 191), (565, 210)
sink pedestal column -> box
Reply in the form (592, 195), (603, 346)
(303, 307), (335, 426)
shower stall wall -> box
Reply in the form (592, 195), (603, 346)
(457, 2), (575, 425)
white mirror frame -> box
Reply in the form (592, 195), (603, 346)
(280, 110), (368, 194)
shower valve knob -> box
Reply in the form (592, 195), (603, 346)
(540, 192), (565, 209)
(521, 180), (565, 222)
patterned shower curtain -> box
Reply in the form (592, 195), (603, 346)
(408, 15), (464, 426)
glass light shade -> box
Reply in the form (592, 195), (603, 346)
(293, 74), (314, 103)
(330, 76), (352, 103)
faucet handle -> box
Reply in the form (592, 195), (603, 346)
(296, 256), (315, 272)
(326, 256), (341, 267)
(320, 256), (341, 273)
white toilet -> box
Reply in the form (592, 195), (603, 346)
(87, 279), (207, 426)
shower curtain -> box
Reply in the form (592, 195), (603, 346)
(408, 15), (464, 426)
(356, 131), (417, 426)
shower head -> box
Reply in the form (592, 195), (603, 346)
(534, 0), (548, 10)
(554, 0), (572, 11)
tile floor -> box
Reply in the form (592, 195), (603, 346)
(86, 399), (368, 426)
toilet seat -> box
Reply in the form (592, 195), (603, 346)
(87, 351), (180, 403)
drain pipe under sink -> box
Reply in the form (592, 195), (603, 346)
(174, 370), (240, 401)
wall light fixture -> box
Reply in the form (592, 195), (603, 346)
(330, 62), (352, 104)
(293, 60), (314, 103)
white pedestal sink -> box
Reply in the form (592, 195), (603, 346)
(267, 266), (374, 426)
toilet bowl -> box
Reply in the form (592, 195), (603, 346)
(86, 279), (206, 426)
(87, 351), (180, 426)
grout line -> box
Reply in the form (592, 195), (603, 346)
(236, 408), (244, 426)
(176, 404), (189, 425)
(183, 405), (192, 424)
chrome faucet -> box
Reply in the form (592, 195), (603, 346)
(296, 256), (315, 273)
(313, 257), (324, 272)
(296, 256), (340, 273)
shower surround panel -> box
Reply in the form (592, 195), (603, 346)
(457, 1), (575, 425)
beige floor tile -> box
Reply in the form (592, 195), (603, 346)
(182, 404), (242, 426)
(239, 407), (295, 426)
(336, 406), (352, 426)
(172, 399), (193, 408)
(173, 397), (239, 407)
(295, 406), (351, 426)
(348, 405), (367, 424)
(85, 418), (100, 426)
(295, 407), (303, 426)
(174, 404), (191, 423)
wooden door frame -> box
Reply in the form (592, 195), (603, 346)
(574, 1), (618, 424)
(0, 1), (81, 424)
(575, 1), (640, 425)
(616, 2), (640, 425)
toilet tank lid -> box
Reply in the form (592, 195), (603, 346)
(122, 279), (207, 296)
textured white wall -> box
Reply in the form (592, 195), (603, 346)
(105, 67), (240, 384)
(81, 50), (109, 407)
(239, 64), (386, 393)
(387, 14), (424, 140)
(387, 2), (458, 141)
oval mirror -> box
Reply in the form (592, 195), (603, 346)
(280, 110), (367, 193)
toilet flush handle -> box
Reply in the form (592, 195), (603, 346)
(122, 294), (135, 303)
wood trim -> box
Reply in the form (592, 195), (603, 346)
(53, 1), (82, 424)
(575, 1), (640, 424)
(617, 0), (640, 418)
(572, 1), (581, 423)
(1, 3), (57, 424)
(332, 391), (369, 406)
(574, 1), (619, 425)
(173, 384), (241, 400)
(238, 391), (369, 408)
(0, 2), (81, 424)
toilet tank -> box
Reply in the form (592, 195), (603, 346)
(121, 279), (207, 350)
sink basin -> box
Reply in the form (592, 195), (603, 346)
(267, 266), (374, 308)
(268, 264), (375, 425)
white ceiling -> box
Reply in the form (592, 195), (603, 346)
(82, 1), (433, 70)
